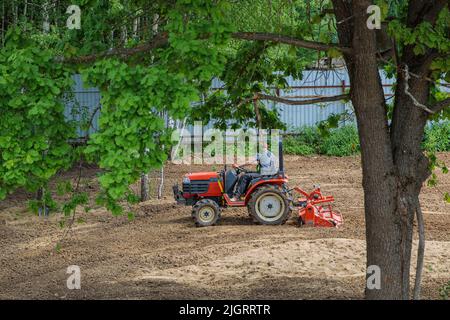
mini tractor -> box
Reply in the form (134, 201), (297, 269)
(173, 140), (343, 227)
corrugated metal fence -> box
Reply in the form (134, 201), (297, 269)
(65, 70), (398, 134)
(64, 74), (101, 137)
(269, 69), (395, 128)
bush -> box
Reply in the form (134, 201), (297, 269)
(424, 122), (450, 152)
(283, 127), (321, 156)
(282, 121), (450, 157)
(284, 125), (360, 157)
(283, 136), (316, 155)
(320, 125), (360, 156)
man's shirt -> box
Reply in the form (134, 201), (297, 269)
(257, 150), (278, 175)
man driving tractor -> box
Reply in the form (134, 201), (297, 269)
(230, 142), (278, 201)
(173, 136), (342, 228)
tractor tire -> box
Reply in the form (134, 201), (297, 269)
(192, 199), (221, 227)
(248, 185), (291, 225)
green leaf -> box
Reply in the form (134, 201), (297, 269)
(311, 15), (322, 24)
(427, 173), (438, 187)
(0, 188), (7, 200)
(327, 48), (342, 59)
(445, 192), (450, 204)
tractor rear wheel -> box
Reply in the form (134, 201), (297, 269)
(192, 199), (221, 227)
(248, 186), (290, 225)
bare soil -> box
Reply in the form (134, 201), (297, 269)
(0, 154), (449, 300)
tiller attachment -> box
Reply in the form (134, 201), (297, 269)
(293, 185), (343, 227)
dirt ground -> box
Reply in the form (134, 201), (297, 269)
(0, 154), (449, 300)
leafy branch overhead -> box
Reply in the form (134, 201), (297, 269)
(0, 0), (448, 204)
(0, 1), (448, 263)
(0, 0), (449, 301)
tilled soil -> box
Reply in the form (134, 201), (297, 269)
(0, 154), (449, 300)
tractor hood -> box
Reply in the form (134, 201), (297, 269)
(184, 172), (219, 181)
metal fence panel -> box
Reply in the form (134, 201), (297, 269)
(64, 74), (101, 137)
(66, 70), (446, 135)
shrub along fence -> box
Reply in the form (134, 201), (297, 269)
(283, 122), (450, 157)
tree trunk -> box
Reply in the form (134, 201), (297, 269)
(332, 0), (434, 299)
(348, 1), (404, 299)
(140, 173), (149, 202)
(390, 63), (431, 299)
(42, 1), (49, 33)
(158, 166), (164, 199)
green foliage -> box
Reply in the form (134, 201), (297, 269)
(0, 27), (76, 202)
(81, 60), (191, 214)
(28, 189), (58, 215)
(444, 192), (450, 204)
(320, 126), (360, 156)
(387, 5), (450, 123)
(439, 281), (450, 300)
(0, 0), (448, 219)
(191, 0), (329, 129)
(285, 121), (449, 157)
(423, 122), (450, 152)
(426, 150), (448, 203)
(388, 7), (450, 56)
(284, 125), (360, 157)
(78, 2), (232, 214)
(283, 138), (316, 156)
(191, 39), (298, 130)
(283, 126), (321, 155)
(0, 1), (234, 216)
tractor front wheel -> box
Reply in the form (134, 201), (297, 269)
(192, 199), (221, 227)
(248, 186), (291, 225)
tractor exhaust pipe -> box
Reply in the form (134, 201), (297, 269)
(279, 136), (284, 177)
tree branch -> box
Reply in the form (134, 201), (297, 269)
(253, 99), (262, 129)
(403, 65), (435, 114)
(59, 30), (353, 65)
(430, 97), (450, 113)
(407, 0), (447, 28)
(255, 93), (349, 105)
(231, 32), (352, 54)
(57, 32), (169, 64)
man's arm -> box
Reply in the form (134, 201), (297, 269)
(233, 155), (258, 168)
(232, 160), (257, 168)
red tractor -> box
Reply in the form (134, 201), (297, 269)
(173, 141), (343, 227)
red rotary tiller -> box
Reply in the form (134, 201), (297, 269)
(291, 185), (343, 227)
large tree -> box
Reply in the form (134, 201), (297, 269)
(0, 0), (449, 299)
(231, 0), (449, 299)
(330, 0), (449, 299)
